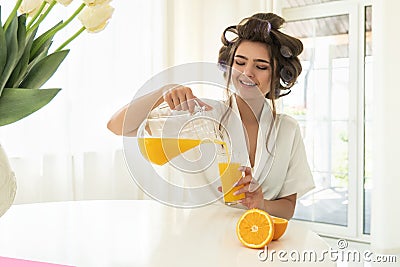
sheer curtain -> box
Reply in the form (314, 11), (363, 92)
(0, 0), (268, 204)
(0, 0), (167, 203)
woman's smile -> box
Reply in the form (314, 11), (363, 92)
(239, 78), (257, 87)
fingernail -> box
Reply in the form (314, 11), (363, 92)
(233, 191), (240, 196)
(238, 166), (245, 171)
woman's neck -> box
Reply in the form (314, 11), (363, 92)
(235, 95), (264, 124)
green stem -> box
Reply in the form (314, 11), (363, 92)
(27, 0), (57, 35)
(31, 3), (86, 52)
(4, 0), (23, 31)
(56, 3), (86, 32)
(55, 26), (85, 51)
(26, 1), (48, 29)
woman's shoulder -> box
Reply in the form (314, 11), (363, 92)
(276, 113), (300, 129)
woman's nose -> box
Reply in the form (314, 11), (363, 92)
(243, 65), (254, 77)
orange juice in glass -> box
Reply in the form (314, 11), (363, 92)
(219, 152), (246, 205)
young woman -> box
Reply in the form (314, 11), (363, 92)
(108, 13), (314, 219)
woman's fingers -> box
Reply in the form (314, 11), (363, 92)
(162, 86), (213, 112)
(182, 90), (196, 112)
(217, 165), (264, 209)
(163, 93), (175, 110)
(234, 167), (261, 196)
(236, 186), (264, 209)
(177, 90), (189, 111)
(163, 86), (196, 111)
(235, 166), (252, 186)
(234, 182), (259, 196)
(171, 93), (182, 110)
(240, 196), (260, 209)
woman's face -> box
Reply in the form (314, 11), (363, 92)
(231, 40), (272, 99)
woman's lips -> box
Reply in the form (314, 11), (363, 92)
(239, 79), (257, 87)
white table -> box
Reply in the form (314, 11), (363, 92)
(0, 200), (336, 266)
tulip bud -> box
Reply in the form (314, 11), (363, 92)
(78, 3), (114, 33)
(82, 0), (111, 6)
(57, 0), (73, 6)
(19, 0), (44, 17)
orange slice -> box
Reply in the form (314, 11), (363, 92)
(236, 209), (274, 249)
(271, 216), (288, 240)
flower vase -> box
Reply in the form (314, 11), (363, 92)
(0, 144), (17, 218)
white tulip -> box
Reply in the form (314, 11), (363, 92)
(44, 0), (73, 6)
(78, 3), (114, 33)
(82, 0), (111, 6)
(56, 0), (73, 6)
(19, 0), (44, 16)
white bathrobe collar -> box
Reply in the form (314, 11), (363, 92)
(226, 96), (276, 183)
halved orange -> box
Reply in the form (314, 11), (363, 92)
(236, 209), (274, 249)
(271, 216), (288, 240)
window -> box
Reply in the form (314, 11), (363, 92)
(281, 0), (372, 240)
(283, 14), (350, 227)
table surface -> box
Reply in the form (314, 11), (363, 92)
(0, 200), (336, 267)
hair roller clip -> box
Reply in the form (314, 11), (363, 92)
(266, 87), (291, 99)
(280, 46), (293, 58)
(265, 20), (272, 34)
(218, 61), (228, 72)
(222, 25), (238, 45)
(279, 89), (291, 98)
(280, 65), (294, 82)
(250, 18), (271, 36)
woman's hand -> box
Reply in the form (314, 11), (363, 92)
(218, 166), (265, 210)
(162, 85), (211, 112)
(234, 166), (265, 209)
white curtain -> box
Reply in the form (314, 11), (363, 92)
(0, 0), (270, 204)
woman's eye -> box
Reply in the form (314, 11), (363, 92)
(257, 65), (268, 70)
(235, 61), (245, 66)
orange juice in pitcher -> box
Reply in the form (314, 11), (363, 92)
(138, 137), (202, 165)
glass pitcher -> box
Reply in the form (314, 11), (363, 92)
(137, 99), (230, 170)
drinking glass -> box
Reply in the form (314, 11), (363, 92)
(218, 151), (247, 205)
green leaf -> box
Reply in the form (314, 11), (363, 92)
(30, 21), (62, 61)
(0, 6), (7, 77)
(0, 87), (61, 126)
(25, 40), (52, 77)
(0, 14), (27, 94)
(0, 15), (18, 95)
(5, 14), (27, 88)
(7, 27), (37, 88)
(30, 37), (52, 64)
(16, 14), (27, 56)
(6, 57), (23, 88)
(20, 49), (69, 89)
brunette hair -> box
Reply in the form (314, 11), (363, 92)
(218, 13), (303, 152)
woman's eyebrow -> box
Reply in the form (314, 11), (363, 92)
(235, 54), (270, 64)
